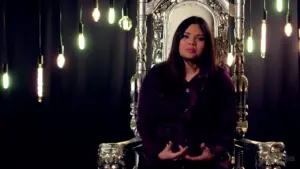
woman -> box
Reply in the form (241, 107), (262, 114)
(136, 16), (236, 169)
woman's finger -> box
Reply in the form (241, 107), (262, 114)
(185, 154), (204, 161)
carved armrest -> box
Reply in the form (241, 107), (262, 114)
(235, 138), (288, 169)
(97, 137), (142, 169)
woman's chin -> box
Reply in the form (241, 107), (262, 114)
(182, 55), (198, 61)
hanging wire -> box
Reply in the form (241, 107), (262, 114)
(2, 0), (7, 62)
(262, 0), (267, 20)
(59, 0), (63, 45)
(288, 0), (290, 13)
(249, 0), (251, 28)
(79, 2), (82, 22)
(38, 0), (42, 55)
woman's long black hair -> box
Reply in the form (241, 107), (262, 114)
(166, 16), (217, 82)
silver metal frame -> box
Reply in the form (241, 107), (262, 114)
(97, 1), (288, 169)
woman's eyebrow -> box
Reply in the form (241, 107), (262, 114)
(184, 32), (204, 36)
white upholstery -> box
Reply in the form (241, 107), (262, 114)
(163, 1), (215, 60)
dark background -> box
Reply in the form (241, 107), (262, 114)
(0, 0), (298, 169)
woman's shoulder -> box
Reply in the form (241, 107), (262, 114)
(146, 61), (171, 78)
(211, 66), (234, 89)
(212, 66), (231, 79)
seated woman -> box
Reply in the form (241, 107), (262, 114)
(136, 16), (236, 169)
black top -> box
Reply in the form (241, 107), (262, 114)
(136, 62), (236, 168)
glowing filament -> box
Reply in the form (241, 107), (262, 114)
(57, 53), (65, 68)
(276, 0), (283, 12)
(133, 36), (137, 50)
(261, 20), (266, 58)
(108, 8), (115, 24)
(37, 64), (43, 102)
(2, 72), (9, 89)
(119, 16), (132, 31)
(247, 28), (254, 53)
(284, 23), (292, 37)
(227, 45), (234, 67)
(92, 8), (100, 22)
(78, 33), (85, 50)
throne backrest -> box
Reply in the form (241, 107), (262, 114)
(150, 0), (230, 69)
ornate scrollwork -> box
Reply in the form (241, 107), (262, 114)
(151, 0), (174, 65)
(151, 0), (229, 67)
(151, 12), (164, 66)
(208, 0), (230, 71)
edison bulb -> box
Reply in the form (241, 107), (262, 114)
(247, 36), (253, 53)
(108, 8), (115, 24)
(227, 52), (234, 66)
(261, 20), (266, 58)
(276, 0), (283, 12)
(2, 72), (9, 89)
(133, 36), (137, 50)
(92, 8), (100, 22)
(57, 54), (65, 68)
(118, 16), (132, 31)
(78, 33), (85, 50)
(284, 23), (292, 37)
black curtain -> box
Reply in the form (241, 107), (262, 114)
(0, 0), (136, 169)
(244, 0), (299, 168)
(0, 0), (299, 169)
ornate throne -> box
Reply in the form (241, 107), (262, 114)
(97, 0), (288, 169)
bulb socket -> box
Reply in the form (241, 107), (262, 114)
(109, 0), (114, 8)
(286, 13), (291, 23)
(2, 63), (8, 73)
(79, 23), (84, 33)
(263, 9), (267, 20)
(93, 0), (98, 8)
(38, 55), (44, 65)
(249, 28), (253, 37)
(123, 4), (128, 16)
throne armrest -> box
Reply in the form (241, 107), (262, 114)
(234, 138), (288, 168)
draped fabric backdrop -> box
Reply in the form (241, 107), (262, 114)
(0, 0), (298, 169)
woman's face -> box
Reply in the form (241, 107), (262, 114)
(179, 24), (205, 60)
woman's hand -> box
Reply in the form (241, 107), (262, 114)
(184, 143), (214, 161)
(158, 141), (188, 160)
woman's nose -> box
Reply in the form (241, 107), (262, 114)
(188, 38), (196, 45)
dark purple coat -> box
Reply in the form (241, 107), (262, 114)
(136, 62), (236, 168)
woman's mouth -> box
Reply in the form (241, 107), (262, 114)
(186, 48), (196, 53)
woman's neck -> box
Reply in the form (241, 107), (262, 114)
(184, 60), (199, 82)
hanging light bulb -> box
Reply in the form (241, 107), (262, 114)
(37, 55), (43, 102)
(276, 0), (283, 12)
(92, 0), (100, 22)
(227, 44), (234, 66)
(78, 23), (85, 50)
(247, 28), (254, 53)
(108, 0), (115, 24)
(284, 23), (292, 37)
(118, 4), (132, 31)
(261, 9), (267, 58)
(133, 36), (137, 50)
(133, 28), (138, 50)
(284, 1), (292, 37)
(298, 29), (300, 52)
(57, 45), (65, 68)
(2, 63), (9, 89)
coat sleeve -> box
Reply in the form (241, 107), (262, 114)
(136, 66), (165, 165)
(206, 69), (237, 161)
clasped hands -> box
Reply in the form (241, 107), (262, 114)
(158, 141), (214, 161)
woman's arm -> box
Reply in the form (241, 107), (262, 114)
(207, 69), (237, 160)
(136, 65), (164, 164)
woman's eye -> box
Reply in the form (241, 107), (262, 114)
(196, 37), (205, 41)
(183, 35), (189, 39)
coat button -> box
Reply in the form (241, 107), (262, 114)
(185, 88), (190, 93)
(184, 109), (188, 112)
